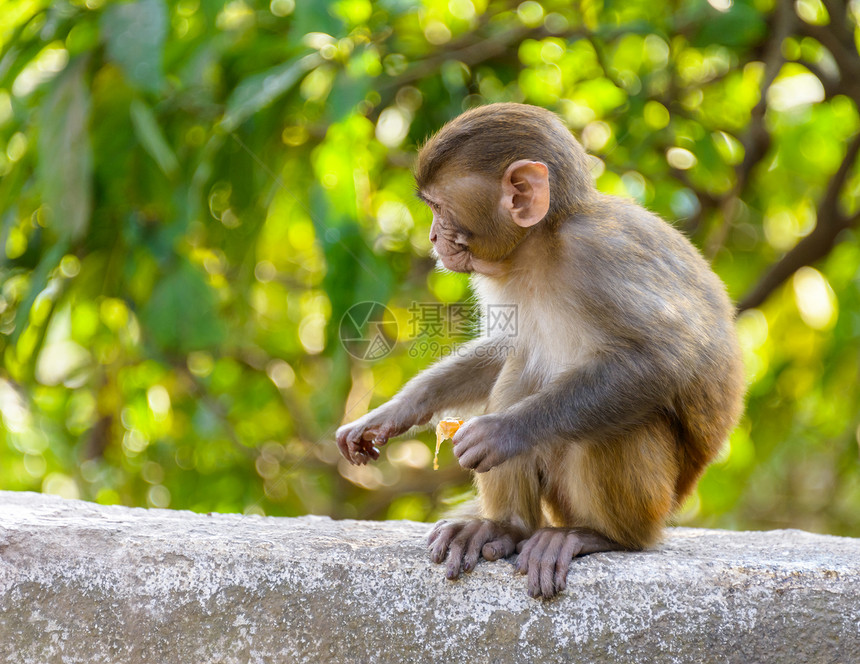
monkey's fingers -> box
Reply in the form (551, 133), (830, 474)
(336, 438), (350, 461)
(473, 451), (504, 473)
(362, 437), (381, 460)
(427, 522), (444, 547)
(482, 534), (516, 561)
(454, 441), (487, 471)
(535, 532), (565, 599)
(462, 521), (496, 572)
(554, 533), (584, 593)
(343, 429), (384, 465)
(515, 532), (540, 573)
(427, 519), (455, 547)
(445, 520), (483, 579)
(349, 439), (371, 465)
(428, 521), (463, 564)
(355, 444), (381, 465)
(341, 426), (369, 464)
(345, 424), (365, 446)
(335, 426), (354, 462)
(361, 429), (388, 444)
(523, 531), (554, 597)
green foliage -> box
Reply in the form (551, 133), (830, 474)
(101, 0), (167, 93)
(141, 259), (226, 353)
(0, 0), (859, 536)
(37, 58), (92, 242)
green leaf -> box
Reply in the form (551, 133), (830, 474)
(100, 0), (167, 93)
(221, 53), (322, 132)
(130, 98), (179, 177)
(140, 260), (226, 354)
(37, 57), (92, 241)
(693, 2), (766, 48)
(11, 241), (68, 344)
(290, 1), (342, 37)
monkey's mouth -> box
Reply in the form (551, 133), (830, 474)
(433, 245), (472, 273)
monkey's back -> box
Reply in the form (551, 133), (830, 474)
(563, 194), (745, 499)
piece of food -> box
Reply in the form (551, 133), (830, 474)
(434, 418), (464, 470)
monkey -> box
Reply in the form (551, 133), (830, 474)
(336, 103), (745, 598)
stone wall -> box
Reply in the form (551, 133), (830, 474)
(1, 491), (858, 663)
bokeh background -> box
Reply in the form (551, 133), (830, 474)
(1, 0), (859, 536)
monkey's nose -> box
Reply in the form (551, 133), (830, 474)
(429, 230), (437, 244)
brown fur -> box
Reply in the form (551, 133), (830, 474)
(421, 105), (744, 549)
(415, 104), (592, 228)
(338, 103), (745, 594)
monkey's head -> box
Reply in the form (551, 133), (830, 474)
(414, 103), (594, 274)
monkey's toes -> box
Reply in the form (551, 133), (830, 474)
(428, 519), (527, 580)
(482, 535), (516, 561)
(427, 520), (462, 564)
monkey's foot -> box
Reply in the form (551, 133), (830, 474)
(427, 519), (528, 580)
(515, 527), (623, 599)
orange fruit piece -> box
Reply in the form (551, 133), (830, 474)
(434, 418), (464, 470)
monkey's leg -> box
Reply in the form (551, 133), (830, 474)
(427, 454), (542, 580)
(518, 417), (679, 599)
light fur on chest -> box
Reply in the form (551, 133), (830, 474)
(472, 274), (602, 387)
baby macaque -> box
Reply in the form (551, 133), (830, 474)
(336, 103), (745, 598)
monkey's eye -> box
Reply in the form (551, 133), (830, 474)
(429, 201), (442, 214)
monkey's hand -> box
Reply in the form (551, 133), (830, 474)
(452, 414), (529, 472)
(336, 400), (431, 465)
(428, 519), (529, 580)
(516, 528), (622, 599)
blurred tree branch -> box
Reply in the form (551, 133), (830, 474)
(371, 20), (659, 119)
(738, 6), (860, 310)
(738, 131), (860, 311)
(705, 1), (795, 258)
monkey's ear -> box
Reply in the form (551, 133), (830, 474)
(500, 160), (550, 228)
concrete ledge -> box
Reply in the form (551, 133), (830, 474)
(1, 491), (859, 663)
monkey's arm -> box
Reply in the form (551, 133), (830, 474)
(336, 337), (507, 464)
(453, 346), (678, 472)
(398, 335), (510, 414)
